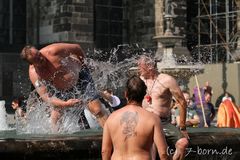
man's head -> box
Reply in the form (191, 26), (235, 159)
(103, 88), (113, 97)
(11, 99), (19, 110)
(182, 91), (191, 106)
(20, 45), (44, 65)
(204, 91), (212, 103)
(125, 75), (147, 103)
(104, 88), (113, 94)
(137, 55), (156, 79)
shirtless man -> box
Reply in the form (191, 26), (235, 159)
(137, 55), (189, 160)
(20, 43), (108, 130)
(102, 75), (170, 160)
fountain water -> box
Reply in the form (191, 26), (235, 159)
(0, 100), (8, 130)
(14, 48), (140, 135)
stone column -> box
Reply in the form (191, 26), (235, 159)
(154, 0), (164, 60)
(155, 0), (164, 36)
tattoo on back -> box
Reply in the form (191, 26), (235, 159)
(120, 111), (139, 141)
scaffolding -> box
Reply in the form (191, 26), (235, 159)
(196, 0), (239, 63)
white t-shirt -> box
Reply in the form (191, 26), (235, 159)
(222, 97), (232, 102)
(109, 95), (121, 108)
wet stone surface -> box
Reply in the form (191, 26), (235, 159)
(0, 128), (239, 160)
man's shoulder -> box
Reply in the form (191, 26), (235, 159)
(158, 73), (176, 86)
(159, 73), (174, 79)
(29, 65), (37, 74)
(41, 43), (75, 52)
(107, 107), (125, 119)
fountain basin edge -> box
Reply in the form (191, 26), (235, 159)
(0, 128), (239, 160)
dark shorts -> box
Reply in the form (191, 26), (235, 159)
(161, 117), (184, 145)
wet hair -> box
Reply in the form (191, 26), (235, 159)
(20, 45), (35, 63)
(126, 75), (147, 103)
(12, 99), (19, 105)
(137, 55), (156, 69)
(182, 90), (190, 95)
(104, 88), (113, 94)
(12, 96), (24, 106)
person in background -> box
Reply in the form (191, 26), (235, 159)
(194, 91), (215, 127)
(100, 88), (121, 112)
(203, 81), (213, 96)
(102, 75), (170, 160)
(170, 97), (177, 126)
(137, 55), (188, 160)
(11, 97), (26, 118)
(20, 43), (109, 131)
(222, 91), (232, 102)
(176, 91), (200, 127)
(217, 98), (240, 128)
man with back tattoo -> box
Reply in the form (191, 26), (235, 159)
(101, 75), (170, 160)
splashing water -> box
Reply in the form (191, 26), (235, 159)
(16, 45), (148, 135)
(15, 44), (201, 134)
(0, 100), (9, 130)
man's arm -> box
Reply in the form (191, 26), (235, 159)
(101, 122), (113, 160)
(87, 99), (109, 127)
(153, 116), (170, 160)
(167, 76), (187, 130)
(29, 66), (80, 107)
(209, 103), (216, 121)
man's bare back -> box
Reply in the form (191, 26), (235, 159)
(101, 76), (169, 160)
(30, 43), (84, 90)
(105, 105), (162, 159)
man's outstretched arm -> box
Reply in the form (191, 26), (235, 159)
(29, 66), (80, 108)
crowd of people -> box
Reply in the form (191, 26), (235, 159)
(4, 43), (239, 160)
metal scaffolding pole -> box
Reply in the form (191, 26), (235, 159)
(215, 0), (218, 62)
(225, 0), (230, 62)
(198, 0), (201, 62)
(196, 0), (238, 63)
(210, 0), (213, 63)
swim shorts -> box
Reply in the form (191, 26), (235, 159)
(161, 117), (184, 146)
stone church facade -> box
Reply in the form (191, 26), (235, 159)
(0, 0), (239, 107)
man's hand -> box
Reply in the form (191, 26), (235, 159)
(180, 130), (190, 140)
(65, 99), (81, 107)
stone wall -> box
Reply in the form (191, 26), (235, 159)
(128, 0), (156, 48)
(0, 53), (30, 108)
(26, 0), (94, 50)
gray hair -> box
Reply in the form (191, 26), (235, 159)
(138, 55), (156, 69)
